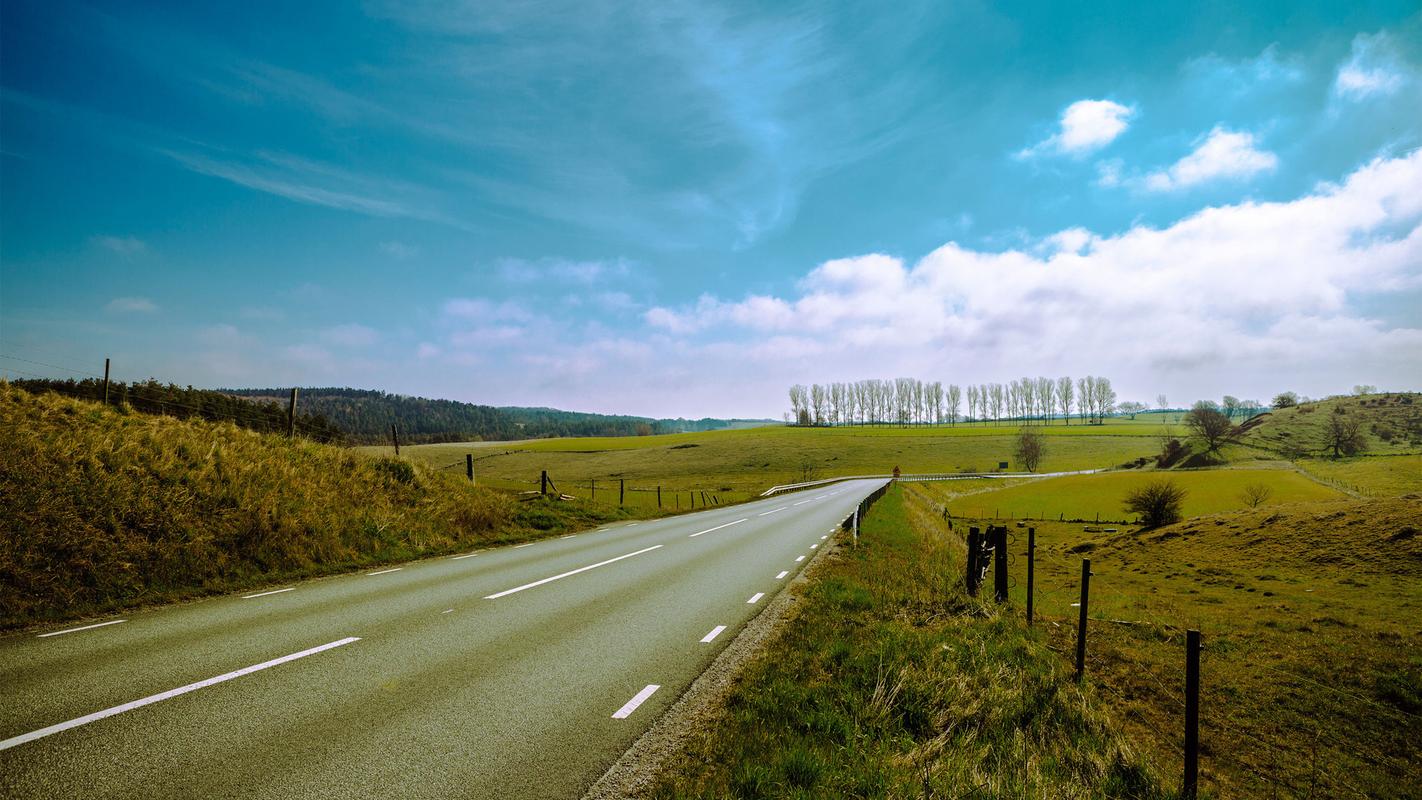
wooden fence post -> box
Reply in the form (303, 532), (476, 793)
(966, 527), (981, 596)
(591, 479), (596, 500)
(1075, 558), (1091, 682)
(391, 424), (400, 456)
(1026, 527), (1036, 625)
(102, 358), (111, 405)
(657, 486), (662, 508)
(287, 388), (299, 438)
(542, 471), (549, 495)
(993, 526), (1008, 602)
(466, 454), (474, 482)
(1184, 629), (1201, 799)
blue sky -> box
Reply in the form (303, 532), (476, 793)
(2, 1), (1420, 417)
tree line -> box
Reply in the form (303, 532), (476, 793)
(787, 376), (1125, 426)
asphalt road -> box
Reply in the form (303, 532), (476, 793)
(0, 479), (887, 799)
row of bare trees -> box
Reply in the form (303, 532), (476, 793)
(786, 376), (1120, 427)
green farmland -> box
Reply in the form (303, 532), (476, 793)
(943, 467), (1348, 522)
(362, 422), (1163, 499)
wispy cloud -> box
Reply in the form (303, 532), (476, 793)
(1143, 127), (1278, 191)
(1334, 32), (1408, 100)
(320, 323), (380, 348)
(380, 241), (420, 259)
(92, 235), (148, 256)
(1017, 99), (1134, 159)
(106, 296), (158, 313)
(160, 147), (459, 226)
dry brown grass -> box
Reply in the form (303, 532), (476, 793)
(0, 385), (632, 629)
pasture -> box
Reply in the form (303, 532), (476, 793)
(361, 422), (1163, 499)
(943, 468), (1347, 521)
(919, 477), (1422, 797)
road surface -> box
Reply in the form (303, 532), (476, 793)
(0, 479), (887, 799)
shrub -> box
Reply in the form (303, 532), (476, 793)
(1014, 428), (1046, 472)
(1123, 479), (1187, 528)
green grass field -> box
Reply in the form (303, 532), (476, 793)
(1293, 454), (1422, 497)
(943, 468), (1347, 522)
(918, 478), (1422, 798)
(362, 422), (1164, 500)
(649, 483), (1166, 799)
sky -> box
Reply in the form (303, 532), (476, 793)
(2, 1), (1420, 418)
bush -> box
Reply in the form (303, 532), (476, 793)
(1014, 428), (1046, 472)
(1123, 479), (1187, 528)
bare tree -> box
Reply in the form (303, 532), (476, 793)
(1014, 428), (1046, 472)
(1077, 376), (1091, 423)
(947, 384), (961, 426)
(1184, 401), (1234, 453)
(810, 384), (827, 425)
(1324, 411), (1367, 457)
(1058, 376), (1074, 425)
(1240, 483), (1272, 508)
(789, 385), (809, 425)
(1222, 395), (1241, 422)
(1272, 391), (1298, 409)
(1037, 376), (1055, 423)
(1117, 401), (1147, 420)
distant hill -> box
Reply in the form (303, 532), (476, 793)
(1238, 392), (1422, 458)
(222, 387), (775, 444)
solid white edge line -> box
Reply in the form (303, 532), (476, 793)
(747, 592), (765, 604)
(242, 588), (294, 599)
(484, 545), (663, 599)
(700, 625), (727, 643)
(36, 620), (126, 638)
(367, 568), (402, 576)
(0, 637), (361, 751)
(775, 571), (788, 579)
(688, 518), (747, 538)
(612, 684), (660, 719)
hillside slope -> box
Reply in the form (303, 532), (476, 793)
(0, 385), (634, 629)
(1239, 392), (1422, 457)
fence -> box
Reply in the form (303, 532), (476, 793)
(416, 459), (759, 512)
(955, 521), (1421, 798)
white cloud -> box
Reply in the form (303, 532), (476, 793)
(496, 257), (632, 285)
(1334, 33), (1407, 100)
(641, 149), (1422, 411)
(105, 296), (158, 313)
(1018, 99), (1134, 158)
(1143, 127), (1277, 191)
(93, 235), (148, 256)
(319, 323), (380, 347)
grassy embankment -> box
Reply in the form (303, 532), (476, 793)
(923, 476), (1421, 796)
(368, 419), (1163, 509)
(649, 482), (1168, 799)
(0, 385), (648, 630)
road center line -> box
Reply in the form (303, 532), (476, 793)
(688, 518), (747, 538)
(757, 507), (787, 517)
(0, 637), (360, 751)
(747, 592), (765, 604)
(484, 545), (663, 599)
(612, 684), (660, 719)
(775, 570), (788, 579)
(367, 568), (402, 576)
(700, 625), (727, 643)
(36, 620), (126, 638)
(242, 588), (294, 599)
(791, 499), (814, 506)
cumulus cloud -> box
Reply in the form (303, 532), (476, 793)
(105, 296), (158, 313)
(1143, 127), (1277, 191)
(642, 149), (1422, 409)
(1017, 99), (1134, 158)
(1334, 33), (1407, 100)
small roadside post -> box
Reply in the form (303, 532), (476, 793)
(1184, 630), (1202, 799)
(466, 454), (474, 483)
(1075, 558), (1091, 682)
(102, 358), (111, 405)
(1026, 527), (1036, 624)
